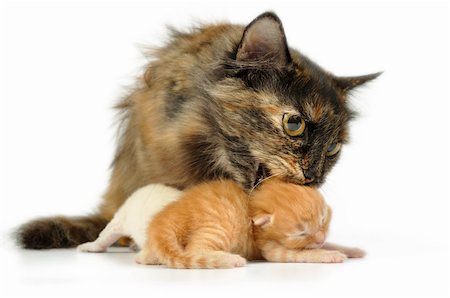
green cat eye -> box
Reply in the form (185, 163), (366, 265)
(326, 142), (341, 156)
(282, 113), (306, 137)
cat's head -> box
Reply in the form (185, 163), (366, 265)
(250, 179), (331, 250)
(210, 12), (380, 189)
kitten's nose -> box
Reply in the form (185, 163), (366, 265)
(314, 231), (325, 245)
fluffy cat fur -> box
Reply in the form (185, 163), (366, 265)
(17, 12), (380, 249)
(77, 184), (182, 252)
(135, 179), (364, 269)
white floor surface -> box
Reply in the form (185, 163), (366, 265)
(1, 231), (448, 298)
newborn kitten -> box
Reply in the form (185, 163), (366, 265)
(77, 184), (182, 252)
(136, 179), (364, 269)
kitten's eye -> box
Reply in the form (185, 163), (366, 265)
(282, 113), (306, 137)
(289, 231), (307, 239)
(326, 142), (341, 156)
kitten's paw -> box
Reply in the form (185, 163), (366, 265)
(77, 242), (106, 253)
(135, 251), (159, 265)
(343, 247), (366, 258)
(319, 250), (347, 263)
(221, 254), (247, 268)
(134, 252), (147, 264)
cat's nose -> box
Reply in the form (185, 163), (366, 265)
(303, 169), (315, 183)
(314, 231), (325, 245)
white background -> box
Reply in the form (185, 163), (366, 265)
(1, 1), (449, 297)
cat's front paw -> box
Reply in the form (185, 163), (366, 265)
(129, 241), (139, 252)
(342, 247), (366, 258)
(77, 242), (106, 253)
(319, 250), (347, 263)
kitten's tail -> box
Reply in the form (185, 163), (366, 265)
(15, 215), (108, 249)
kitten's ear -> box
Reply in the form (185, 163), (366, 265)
(236, 12), (291, 66)
(334, 72), (382, 92)
(252, 214), (273, 228)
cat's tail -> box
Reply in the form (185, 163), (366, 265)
(15, 215), (108, 249)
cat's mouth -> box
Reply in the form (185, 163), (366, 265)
(253, 163), (271, 188)
(252, 163), (320, 188)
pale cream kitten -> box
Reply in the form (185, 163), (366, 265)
(77, 184), (182, 252)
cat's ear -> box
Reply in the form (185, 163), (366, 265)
(334, 72), (382, 93)
(252, 214), (273, 228)
(236, 12), (291, 66)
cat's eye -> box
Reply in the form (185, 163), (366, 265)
(282, 113), (306, 137)
(326, 142), (341, 156)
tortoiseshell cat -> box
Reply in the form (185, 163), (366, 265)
(135, 179), (364, 269)
(17, 12), (379, 249)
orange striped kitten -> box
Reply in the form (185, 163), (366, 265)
(136, 179), (364, 269)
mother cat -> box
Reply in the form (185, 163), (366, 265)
(17, 12), (379, 249)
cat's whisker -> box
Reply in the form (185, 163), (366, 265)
(249, 173), (282, 195)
